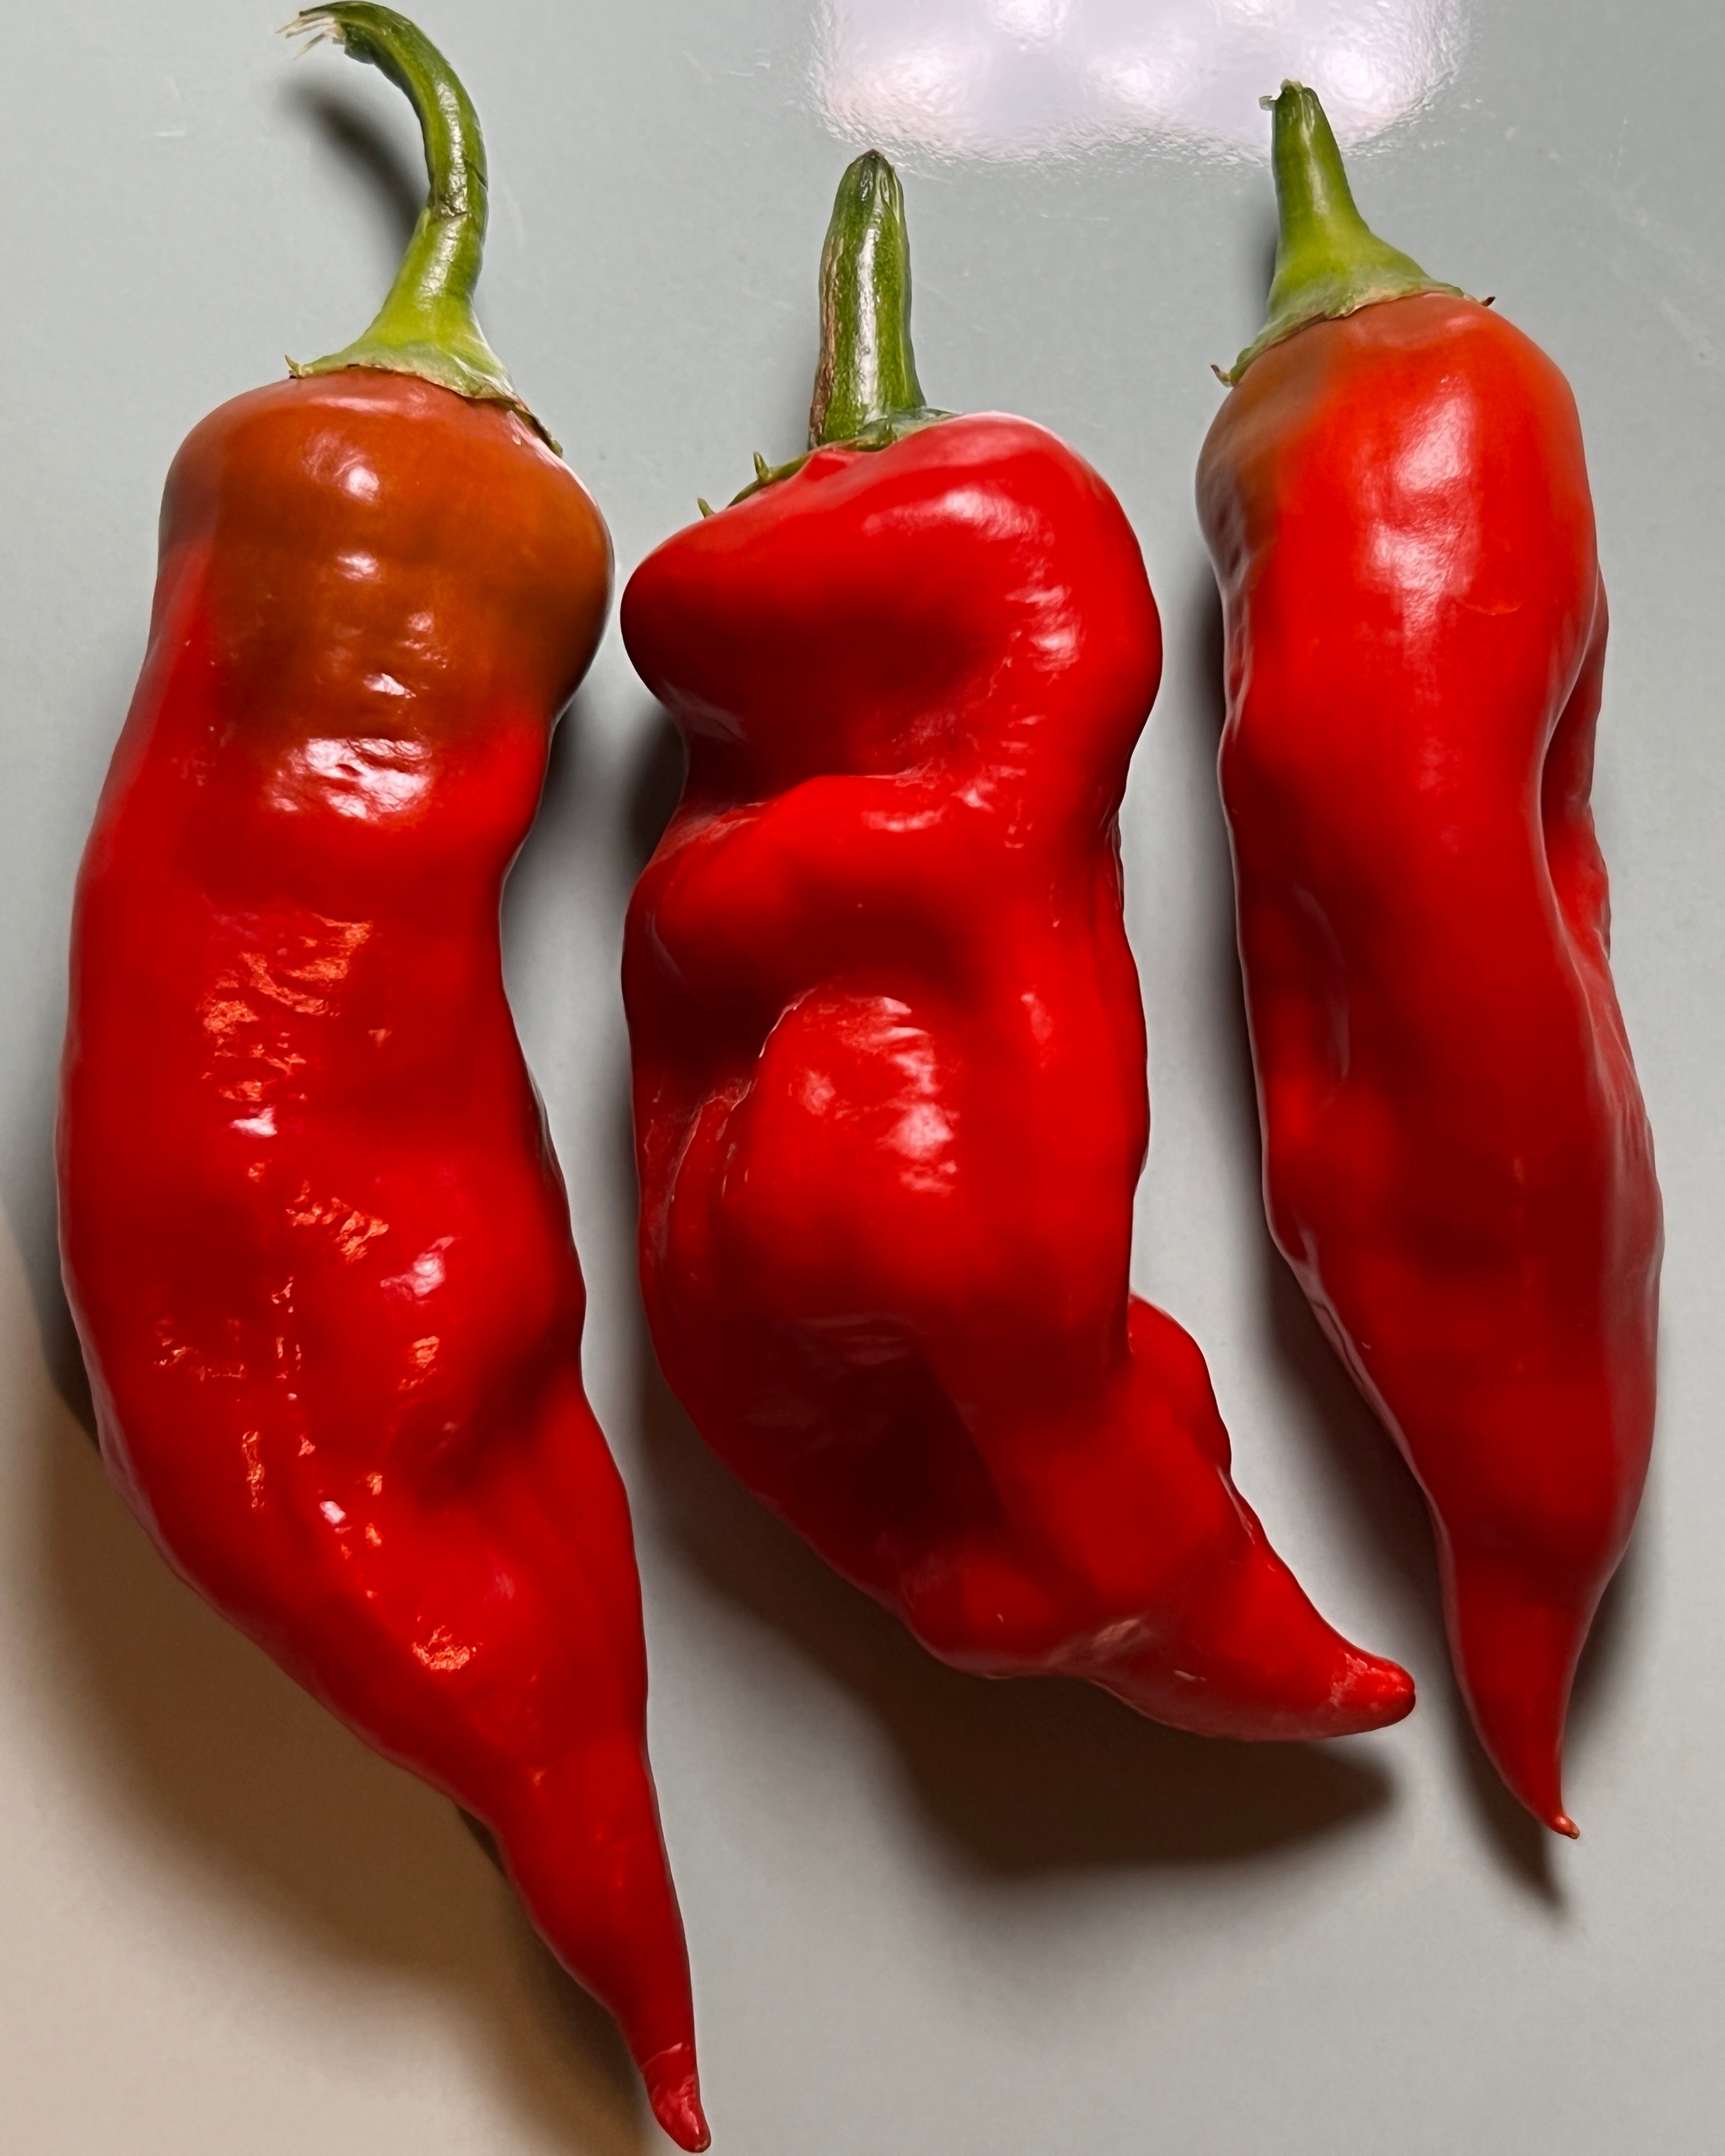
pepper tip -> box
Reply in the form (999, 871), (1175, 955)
(643, 2043), (710, 2151)
(1339, 1649), (1416, 1733)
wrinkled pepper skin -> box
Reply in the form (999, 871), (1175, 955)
(623, 409), (1414, 1741)
(59, 14), (708, 2138)
(1199, 278), (1662, 1825)
(57, 367), (707, 2145)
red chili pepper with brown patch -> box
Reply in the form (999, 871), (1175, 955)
(622, 153), (1414, 1744)
(1197, 84), (1662, 1834)
(56, 11), (706, 2139)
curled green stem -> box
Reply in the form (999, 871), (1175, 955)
(1221, 81), (1464, 387)
(284, 4), (552, 444)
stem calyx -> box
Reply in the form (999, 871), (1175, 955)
(728, 149), (950, 507)
(1222, 81), (1465, 387)
(283, 5), (554, 447)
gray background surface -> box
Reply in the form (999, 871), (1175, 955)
(1, 2), (1720, 2150)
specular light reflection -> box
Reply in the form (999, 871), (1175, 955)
(813, 0), (1468, 161)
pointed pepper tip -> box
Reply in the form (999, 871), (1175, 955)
(644, 2049), (710, 2152)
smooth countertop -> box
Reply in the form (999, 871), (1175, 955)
(1, 2), (1720, 2150)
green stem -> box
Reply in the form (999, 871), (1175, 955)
(1222, 81), (1463, 386)
(728, 150), (948, 506)
(284, 5), (550, 443)
(808, 151), (940, 446)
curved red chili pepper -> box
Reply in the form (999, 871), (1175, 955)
(1198, 84), (1662, 1834)
(622, 152), (1414, 1743)
(56, 11), (706, 2141)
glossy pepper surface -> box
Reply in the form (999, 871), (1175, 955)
(621, 154), (1414, 1742)
(55, 12), (706, 2139)
(1197, 85), (1662, 1833)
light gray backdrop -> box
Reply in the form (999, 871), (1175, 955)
(1, 2), (1719, 2151)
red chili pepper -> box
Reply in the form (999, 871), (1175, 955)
(1197, 84), (1662, 1834)
(622, 153), (1414, 1743)
(56, 11), (706, 2140)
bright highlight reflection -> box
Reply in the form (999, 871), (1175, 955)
(813, 0), (1467, 160)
